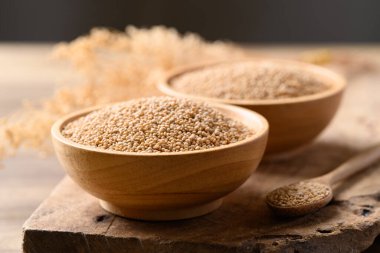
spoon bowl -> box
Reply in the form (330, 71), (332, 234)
(266, 181), (333, 217)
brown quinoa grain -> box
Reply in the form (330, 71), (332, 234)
(62, 96), (254, 153)
(266, 181), (331, 208)
(171, 62), (331, 100)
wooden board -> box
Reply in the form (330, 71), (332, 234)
(22, 72), (380, 253)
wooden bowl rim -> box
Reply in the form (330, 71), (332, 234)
(51, 101), (269, 157)
(158, 58), (346, 106)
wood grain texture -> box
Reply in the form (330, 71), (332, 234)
(23, 68), (380, 252)
(50, 103), (268, 220)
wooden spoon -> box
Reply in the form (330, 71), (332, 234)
(266, 144), (380, 217)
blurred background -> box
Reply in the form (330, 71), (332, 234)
(1, 0), (380, 42)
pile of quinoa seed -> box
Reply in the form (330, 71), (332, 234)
(266, 181), (331, 208)
(171, 62), (331, 100)
(61, 97), (254, 153)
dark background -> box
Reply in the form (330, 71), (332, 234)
(1, 0), (380, 42)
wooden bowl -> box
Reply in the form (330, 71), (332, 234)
(158, 59), (346, 155)
(51, 102), (268, 220)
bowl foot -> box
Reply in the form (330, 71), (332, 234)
(99, 199), (223, 221)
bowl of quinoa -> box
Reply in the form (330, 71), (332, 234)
(159, 59), (346, 155)
(52, 96), (268, 220)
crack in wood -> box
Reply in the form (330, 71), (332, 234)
(316, 228), (334, 234)
(94, 214), (111, 223)
(104, 215), (116, 235)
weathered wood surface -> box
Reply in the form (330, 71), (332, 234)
(22, 61), (380, 252)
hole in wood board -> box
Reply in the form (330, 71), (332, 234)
(352, 205), (374, 217)
(94, 214), (111, 222)
(360, 208), (373, 217)
(316, 228), (334, 234)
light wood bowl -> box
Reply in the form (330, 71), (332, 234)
(158, 59), (346, 155)
(51, 102), (268, 221)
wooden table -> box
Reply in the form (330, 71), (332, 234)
(0, 44), (65, 253)
(0, 44), (379, 253)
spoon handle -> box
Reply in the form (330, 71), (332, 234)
(319, 143), (380, 185)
